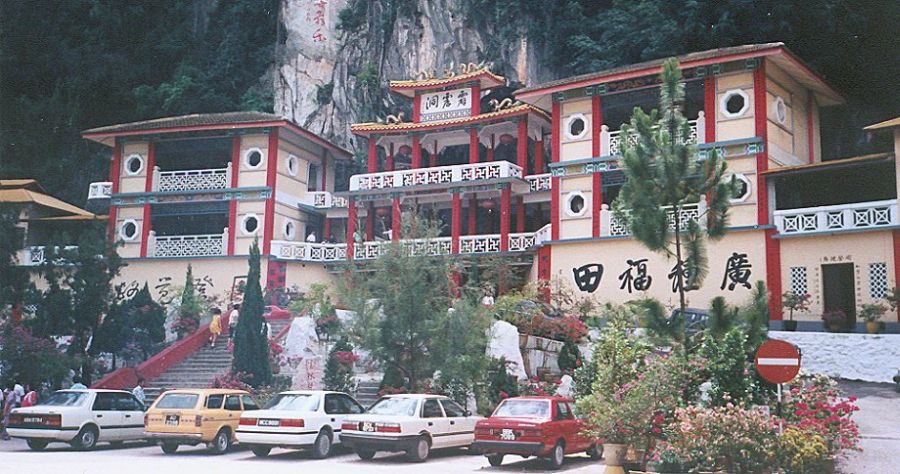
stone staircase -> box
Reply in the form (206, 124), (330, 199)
(144, 318), (291, 404)
(354, 380), (381, 408)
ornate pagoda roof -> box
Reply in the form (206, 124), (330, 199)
(0, 179), (98, 219)
(864, 117), (900, 131)
(389, 68), (506, 97)
(350, 103), (550, 136)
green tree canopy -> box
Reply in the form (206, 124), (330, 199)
(232, 239), (271, 387)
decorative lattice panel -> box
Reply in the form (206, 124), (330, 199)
(869, 262), (888, 299)
(789, 267), (808, 296)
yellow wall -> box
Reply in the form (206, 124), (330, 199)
(558, 175), (593, 239)
(715, 72), (756, 142)
(283, 261), (336, 293)
(237, 134), (270, 188)
(116, 206), (144, 258)
(560, 98), (594, 161)
(120, 142), (150, 193)
(234, 200), (267, 255)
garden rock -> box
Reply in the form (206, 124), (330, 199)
(487, 320), (527, 380)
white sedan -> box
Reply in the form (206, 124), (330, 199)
(235, 390), (365, 458)
(7, 389), (145, 451)
(340, 394), (482, 462)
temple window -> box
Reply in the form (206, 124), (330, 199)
(244, 148), (263, 169)
(241, 214), (260, 235)
(119, 219), (139, 241)
(564, 114), (588, 140)
(721, 89), (749, 118)
(564, 191), (587, 217)
(124, 154), (145, 175)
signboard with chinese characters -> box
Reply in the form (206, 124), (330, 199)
(419, 87), (473, 122)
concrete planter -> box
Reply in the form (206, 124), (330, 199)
(602, 443), (629, 474)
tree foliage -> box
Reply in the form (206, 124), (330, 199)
(0, 321), (74, 389)
(323, 337), (357, 393)
(93, 283), (166, 364)
(232, 239), (271, 387)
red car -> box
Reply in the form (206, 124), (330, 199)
(472, 396), (600, 468)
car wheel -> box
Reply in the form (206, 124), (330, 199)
(72, 426), (98, 451)
(311, 431), (332, 459)
(355, 448), (376, 460)
(406, 436), (430, 463)
(586, 443), (602, 460)
(546, 442), (565, 469)
(487, 454), (504, 466)
(160, 443), (179, 454)
(251, 446), (272, 457)
(208, 428), (231, 454)
(26, 439), (48, 451)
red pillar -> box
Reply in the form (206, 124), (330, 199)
(591, 95), (601, 157)
(227, 136), (240, 255)
(107, 142), (122, 241)
(387, 143), (395, 171)
(412, 135), (422, 168)
(517, 119), (528, 172)
(592, 172), (603, 238)
(451, 192), (461, 253)
(516, 197), (525, 233)
(392, 196), (401, 242)
(365, 203), (375, 240)
(534, 138), (544, 174)
(140, 142), (155, 257)
(413, 93), (421, 122)
(469, 128), (479, 164)
(704, 76), (717, 143)
(347, 199), (357, 259)
(894, 230), (900, 321)
(500, 186), (511, 251)
(367, 136), (377, 173)
(551, 100), (561, 240)
(537, 246), (552, 302)
(323, 218), (332, 242)
(591, 96), (604, 238)
(468, 196), (477, 235)
(321, 152), (328, 191)
(471, 84), (481, 116)
(262, 128), (279, 255)
(754, 60), (782, 321)
(487, 134), (495, 162)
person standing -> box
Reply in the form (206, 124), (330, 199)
(70, 375), (87, 390)
(132, 377), (145, 407)
(228, 304), (240, 339)
(208, 308), (223, 347)
(1, 384), (16, 440)
(21, 384), (37, 408)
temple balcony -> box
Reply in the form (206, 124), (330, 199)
(151, 164), (232, 193)
(601, 114), (705, 156)
(147, 229), (228, 258)
(87, 182), (113, 200)
(600, 200), (707, 237)
(526, 173), (551, 193)
(348, 160), (529, 194)
(303, 191), (349, 209)
(774, 199), (898, 236)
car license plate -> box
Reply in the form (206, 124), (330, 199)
(23, 416), (42, 424)
(361, 422), (375, 432)
(500, 429), (516, 441)
(165, 415), (180, 426)
(258, 419), (280, 427)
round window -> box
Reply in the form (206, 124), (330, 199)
(720, 90), (749, 118)
(565, 192), (587, 217)
(283, 220), (296, 240)
(124, 154), (144, 175)
(244, 148), (263, 169)
(119, 219), (139, 241)
(774, 97), (787, 125)
(287, 154), (299, 176)
(726, 173), (752, 202)
(565, 114), (588, 140)
(241, 214), (260, 235)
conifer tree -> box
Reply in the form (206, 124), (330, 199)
(614, 58), (734, 335)
(232, 239), (271, 387)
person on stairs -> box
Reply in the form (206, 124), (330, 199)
(209, 308), (223, 347)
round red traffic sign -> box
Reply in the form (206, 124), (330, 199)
(755, 339), (801, 384)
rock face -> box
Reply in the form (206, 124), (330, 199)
(282, 316), (325, 389)
(275, 0), (557, 150)
(487, 320), (527, 381)
(769, 331), (900, 383)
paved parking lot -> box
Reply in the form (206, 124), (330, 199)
(0, 438), (603, 474)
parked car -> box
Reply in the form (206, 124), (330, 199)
(144, 388), (259, 454)
(340, 394), (481, 462)
(670, 307), (709, 335)
(472, 396), (600, 468)
(7, 389), (145, 451)
(236, 390), (365, 458)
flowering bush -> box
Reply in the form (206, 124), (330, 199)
(821, 309), (849, 330)
(782, 375), (860, 455)
(782, 291), (812, 321)
(519, 376), (559, 397)
(775, 426), (830, 474)
(268, 338), (284, 374)
(323, 338), (357, 393)
(210, 370), (253, 392)
(858, 303), (888, 323)
(521, 315), (589, 343)
(170, 314), (199, 339)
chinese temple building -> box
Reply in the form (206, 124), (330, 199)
(19, 43), (894, 330)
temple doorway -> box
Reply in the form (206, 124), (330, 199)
(822, 263), (856, 329)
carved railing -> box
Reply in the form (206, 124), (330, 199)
(307, 191), (349, 209)
(349, 161), (524, 191)
(601, 114), (704, 156)
(601, 200), (706, 237)
(534, 224), (552, 246)
(459, 234), (501, 254)
(16, 246), (78, 266)
(271, 241), (347, 262)
(774, 199), (898, 235)
(527, 173), (552, 192)
(149, 230), (228, 257)
(153, 164), (231, 192)
(87, 182), (112, 200)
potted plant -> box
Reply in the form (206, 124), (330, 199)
(859, 303), (887, 334)
(821, 310), (848, 332)
(782, 291), (811, 331)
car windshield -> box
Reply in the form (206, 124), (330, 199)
(493, 399), (551, 418)
(155, 393), (199, 409)
(265, 393), (319, 412)
(41, 391), (88, 407)
(367, 397), (419, 417)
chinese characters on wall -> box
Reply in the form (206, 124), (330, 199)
(118, 274), (217, 305)
(419, 87), (472, 122)
(306, 0), (328, 43)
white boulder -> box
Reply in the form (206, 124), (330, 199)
(487, 320), (527, 381)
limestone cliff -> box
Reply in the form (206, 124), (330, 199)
(274, 0), (556, 151)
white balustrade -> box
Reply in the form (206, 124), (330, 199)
(17, 246), (78, 266)
(774, 199), (898, 235)
(459, 234), (502, 254)
(601, 115), (704, 156)
(600, 199), (706, 237)
(307, 191), (349, 209)
(508, 233), (536, 251)
(87, 182), (112, 200)
(526, 173), (552, 192)
(149, 230), (227, 257)
(349, 161), (524, 191)
(271, 241), (347, 261)
(154, 163), (231, 192)
(534, 224), (552, 246)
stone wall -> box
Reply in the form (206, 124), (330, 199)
(769, 330), (900, 383)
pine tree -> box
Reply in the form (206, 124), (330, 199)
(173, 265), (203, 339)
(232, 239), (271, 387)
(614, 58), (734, 341)
(323, 337), (356, 393)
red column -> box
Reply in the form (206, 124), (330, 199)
(430, 141), (438, 168)
(592, 172), (603, 238)
(704, 76), (716, 143)
(537, 246), (552, 302)
(516, 197), (525, 233)
(346, 199), (357, 259)
(263, 129), (279, 255)
(391, 196), (401, 241)
(323, 218), (332, 242)
(468, 196), (477, 235)
(365, 203), (375, 240)
(894, 230), (900, 321)
(321, 153), (328, 190)
(107, 142), (122, 241)
(469, 128), (479, 164)
(534, 138), (544, 174)
(517, 119), (528, 171)
(487, 134), (495, 162)
(387, 143), (395, 171)
(551, 100), (561, 240)
(451, 192), (461, 253)
(500, 186), (511, 251)
(412, 135), (422, 168)
(591, 95), (601, 157)
(367, 136), (377, 173)
(471, 84), (481, 116)
(754, 60), (782, 321)
(413, 93), (421, 123)
(227, 136), (240, 255)
(806, 93), (815, 164)
(140, 142), (155, 257)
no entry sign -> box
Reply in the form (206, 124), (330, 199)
(755, 339), (801, 384)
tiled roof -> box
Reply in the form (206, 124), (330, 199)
(864, 117), (900, 131)
(389, 68), (506, 91)
(82, 112), (284, 135)
(0, 184), (95, 218)
(350, 104), (550, 134)
(760, 152), (894, 176)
